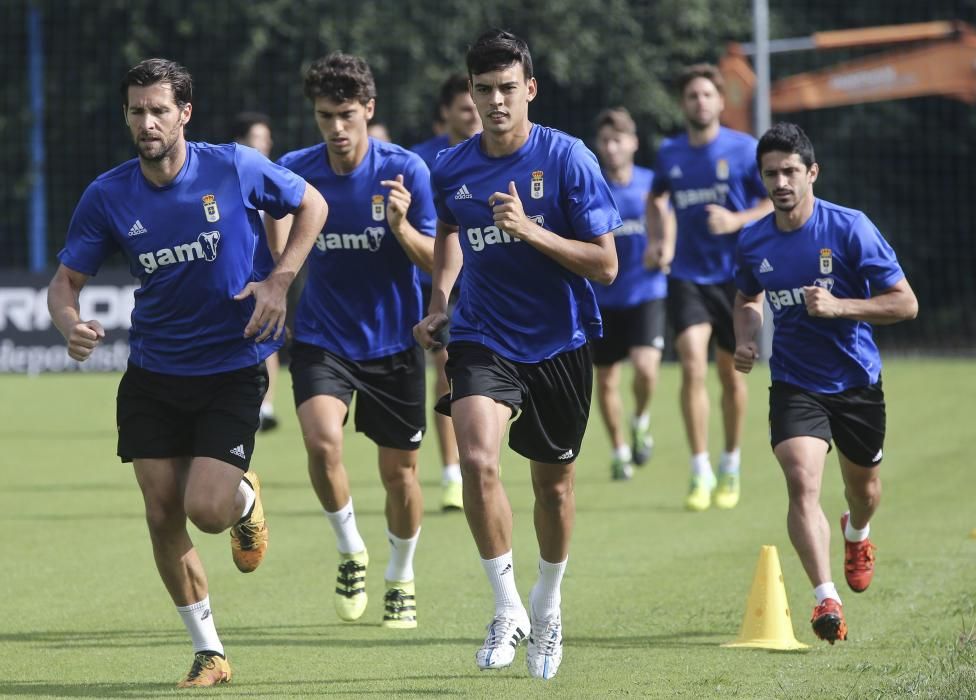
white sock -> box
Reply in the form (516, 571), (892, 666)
(482, 551), (523, 615)
(238, 478), (256, 521)
(177, 596), (224, 656)
(530, 557), (567, 620)
(844, 512), (871, 542)
(260, 403), (275, 418)
(718, 448), (741, 475)
(385, 528), (420, 582)
(632, 413), (650, 431)
(324, 499), (366, 555)
(442, 463), (462, 484)
(690, 452), (713, 478)
(613, 444), (632, 462)
(813, 582), (841, 606)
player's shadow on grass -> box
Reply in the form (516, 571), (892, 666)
(0, 679), (467, 697)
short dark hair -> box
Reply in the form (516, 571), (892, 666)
(594, 107), (637, 136)
(675, 63), (725, 97)
(466, 29), (533, 80)
(439, 73), (471, 109)
(232, 111), (271, 142)
(756, 122), (817, 169)
(120, 58), (192, 108)
(303, 52), (376, 104)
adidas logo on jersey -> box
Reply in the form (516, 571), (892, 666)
(669, 165), (683, 179)
(455, 184), (473, 200)
(128, 220), (148, 237)
(230, 444), (246, 459)
(759, 258), (774, 273)
(409, 430), (423, 443)
(138, 231), (220, 274)
(557, 449), (574, 461)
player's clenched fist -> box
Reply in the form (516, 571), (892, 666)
(733, 341), (758, 374)
(67, 320), (105, 362)
(803, 285), (843, 318)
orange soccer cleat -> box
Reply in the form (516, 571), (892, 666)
(176, 652), (231, 688)
(811, 598), (848, 644)
(841, 512), (876, 592)
(230, 472), (268, 573)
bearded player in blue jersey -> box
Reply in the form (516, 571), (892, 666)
(410, 73), (483, 512)
(415, 30), (620, 680)
(47, 59), (327, 687)
(733, 122), (917, 644)
(590, 107), (671, 481)
(647, 63), (774, 512)
(267, 52), (435, 631)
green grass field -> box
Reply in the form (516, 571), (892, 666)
(1, 359), (975, 698)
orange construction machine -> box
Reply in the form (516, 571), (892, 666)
(720, 20), (976, 134)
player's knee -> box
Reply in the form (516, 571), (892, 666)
(184, 495), (233, 534)
(534, 477), (573, 511)
(143, 499), (185, 537)
(459, 448), (500, 483)
(304, 431), (342, 465)
(380, 461), (418, 493)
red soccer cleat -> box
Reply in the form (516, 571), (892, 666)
(841, 512), (877, 593)
(811, 598), (848, 644)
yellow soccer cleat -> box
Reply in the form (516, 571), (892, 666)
(685, 473), (716, 512)
(713, 472), (741, 509)
(230, 472), (268, 573)
(176, 652), (231, 688)
(335, 550), (369, 621)
(382, 579), (418, 629)
(441, 480), (464, 511)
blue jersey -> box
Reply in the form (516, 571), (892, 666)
(653, 127), (766, 284)
(278, 138), (436, 361)
(410, 133), (451, 169)
(735, 199), (905, 393)
(409, 134), (451, 289)
(431, 125), (621, 363)
(58, 142), (305, 375)
(594, 166), (667, 309)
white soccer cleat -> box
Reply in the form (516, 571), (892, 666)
(475, 608), (530, 670)
(527, 611), (563, 680)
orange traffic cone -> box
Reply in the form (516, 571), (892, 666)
(722, 545), (808, 650)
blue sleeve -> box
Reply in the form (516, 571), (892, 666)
(850, 214), (905, 292)
(651, 148), (671, 195)
(404, 156), (437, 237)
(562, 141), (622, 240)
(57, 183), (120, 276)
(235, 144), (307, 220)
(733, 230), (763, 296)
(430, 164), (457, 227)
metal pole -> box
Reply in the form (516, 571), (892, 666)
(28, 2), (48, 273)
(753, 0), (775, 361)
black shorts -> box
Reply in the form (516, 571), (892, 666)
(420, 282), (458, 349)
(591, 299), (666, 366)
(436, 341), (592, 464)
(290, 341), (426, 451)
(116, 361), (268, 471)
(667, 278), (736, 352)
(769, 380), (886, 467)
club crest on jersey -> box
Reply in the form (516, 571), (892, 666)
(530, 170), (544, 199)
(716, 159), (730, 180)
(371, 194), (385, 222)
(202, 194), (220, 223)
(819, 248), (833, 274)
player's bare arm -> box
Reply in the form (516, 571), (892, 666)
(414, 220), (462, 350)
(235, 183), (328, 341)
(644, 191), (674, 271)
(705, 198), (775, 235)
(803, 277), (918, 324)
(47, 264), (105, 362)
(381, 173), (435, 273)
(732, 290), (764, 373)
(489, 181), (617, 284)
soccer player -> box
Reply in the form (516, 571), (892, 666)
(266, 52), (435, 629)
(233, 111), (281, 432)
(47, 59), (327, 687)
(590, 107), (671, 481)
(415, 29), (620, 679)
(411, 73), (483, 511)
(733, 122), (917, 644)
(646, 63), (773, 511)
(368, 120), (392, 142)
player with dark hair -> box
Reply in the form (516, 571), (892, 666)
(734, 121), (917, 644)
(47, 58), (327, 687)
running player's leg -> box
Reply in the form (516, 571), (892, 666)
(675, 323), (715, 509)
(377, 446), (423, 628)
(714, 349), (746, 508)
(595, 362), (632, 480)
(432, 346), (463, 510)
(629, 344), (661, 464)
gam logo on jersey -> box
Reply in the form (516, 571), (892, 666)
(315, 227), (386, 253)
(138, 231), (221, 274)
(672, 183), (730, 210)
(466, 225), (523, 252)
